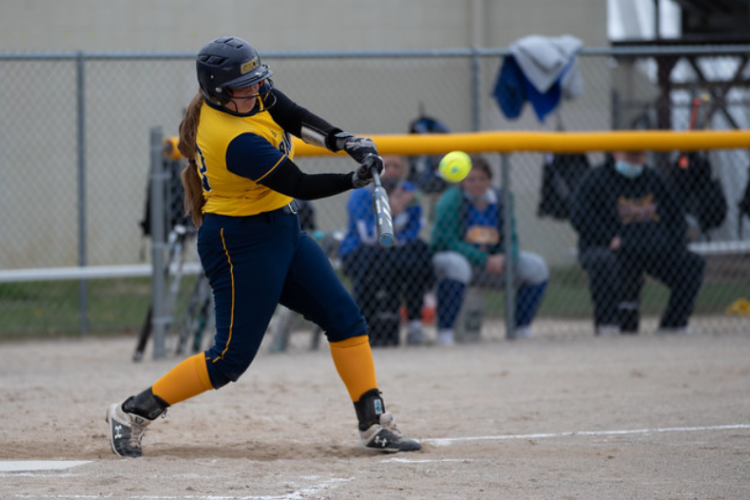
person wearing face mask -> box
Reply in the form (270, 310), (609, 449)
(570, 150), (705, 335)
(430, 156), (549, 345)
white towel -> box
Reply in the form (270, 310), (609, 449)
(509, 34), (584, 99)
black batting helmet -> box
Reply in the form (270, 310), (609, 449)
(196, 36), (274, 106)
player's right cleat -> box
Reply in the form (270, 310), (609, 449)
(360, 412), (422, 452)
(105, 400), (153, 458)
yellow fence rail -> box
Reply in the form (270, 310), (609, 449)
(164, 130), (750, 159)
(292, 130), (750, 157)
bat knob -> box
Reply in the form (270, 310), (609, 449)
(379, 234), (394, 248)
(364, 154), (384, 178)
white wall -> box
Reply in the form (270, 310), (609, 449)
(0, 0), (608, 53)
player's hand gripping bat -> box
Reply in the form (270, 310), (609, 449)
(364, 154), (394, 248)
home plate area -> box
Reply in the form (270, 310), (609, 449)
(0, 461), (91, 473)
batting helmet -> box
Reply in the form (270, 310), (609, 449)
(196, 36), (274, 107)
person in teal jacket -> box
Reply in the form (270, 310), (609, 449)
(430, 155), (549, 344)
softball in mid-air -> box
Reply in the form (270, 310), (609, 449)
(439, 151), (472, 183)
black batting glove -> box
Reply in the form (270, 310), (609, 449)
(351, 154), (384, 189)
(334, 132), (379, 164)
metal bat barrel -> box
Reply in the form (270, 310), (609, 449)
(370, 163), (394, 248)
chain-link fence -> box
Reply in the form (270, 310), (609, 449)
(1, 46), (748, 342)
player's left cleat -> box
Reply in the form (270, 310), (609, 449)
(105, 388), (170, 458)
(360, 412), (422, 453)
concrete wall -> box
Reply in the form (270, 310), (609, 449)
(0, 0), (608, 52)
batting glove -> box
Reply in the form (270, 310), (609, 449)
(334, 132), (379, 164)
(351, 154), (384, 189)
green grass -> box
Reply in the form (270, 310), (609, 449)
(0, 278), (154, 338)
(0, 262), (745, 339)
(483, 263), (747, 319)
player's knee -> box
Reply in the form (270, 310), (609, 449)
(204, 351), (255, 388)
(324, 313), (368, 343)
(206, 363), (247, 389)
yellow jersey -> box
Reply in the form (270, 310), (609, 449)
(195, 102), (294, 216)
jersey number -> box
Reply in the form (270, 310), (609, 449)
(196, 146), (212, 192)
(280, 131), (292, 156)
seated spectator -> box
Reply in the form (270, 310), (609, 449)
(431, 155), (549, 345)
(569, 150), (705, 335)
(339, 155), (435, 347)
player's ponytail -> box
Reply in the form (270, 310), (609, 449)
(179, 92), (206, 227)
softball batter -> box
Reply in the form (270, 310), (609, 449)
(106, 36), (420, 457)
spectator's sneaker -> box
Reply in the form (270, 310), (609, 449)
(436, 329), (455, 346)
(595, 324), (620, 336)
(105, 400), (154, 458)
(360, 413), (422, 453)
(656, 326), (694, 335)
(406, 321), (426, 345)
(515, 326), (535, 339)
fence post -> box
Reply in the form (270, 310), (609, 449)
(76, 51), (88, 336)
(471, 46), (481, 132)
(501, 153), (516, 339)
(149, 127), (168, 359)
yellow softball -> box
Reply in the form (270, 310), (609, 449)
(439, 151), (472, 183)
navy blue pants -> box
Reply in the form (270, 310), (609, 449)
(198, 209), (367, 388)
(580, 246), (704, 330)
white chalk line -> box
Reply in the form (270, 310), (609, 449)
(381, 457), (475, 463)
(11, 476), (353, 500)
(421, 423), (750, 446)
(0, 461), (91, 473)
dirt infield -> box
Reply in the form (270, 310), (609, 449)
(1, 322), (749, 499)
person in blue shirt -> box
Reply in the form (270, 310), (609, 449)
(340, 155), (435, 346)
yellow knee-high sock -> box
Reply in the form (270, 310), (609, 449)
(329, 335), (378, 402)
(151, 353), (214, 405)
